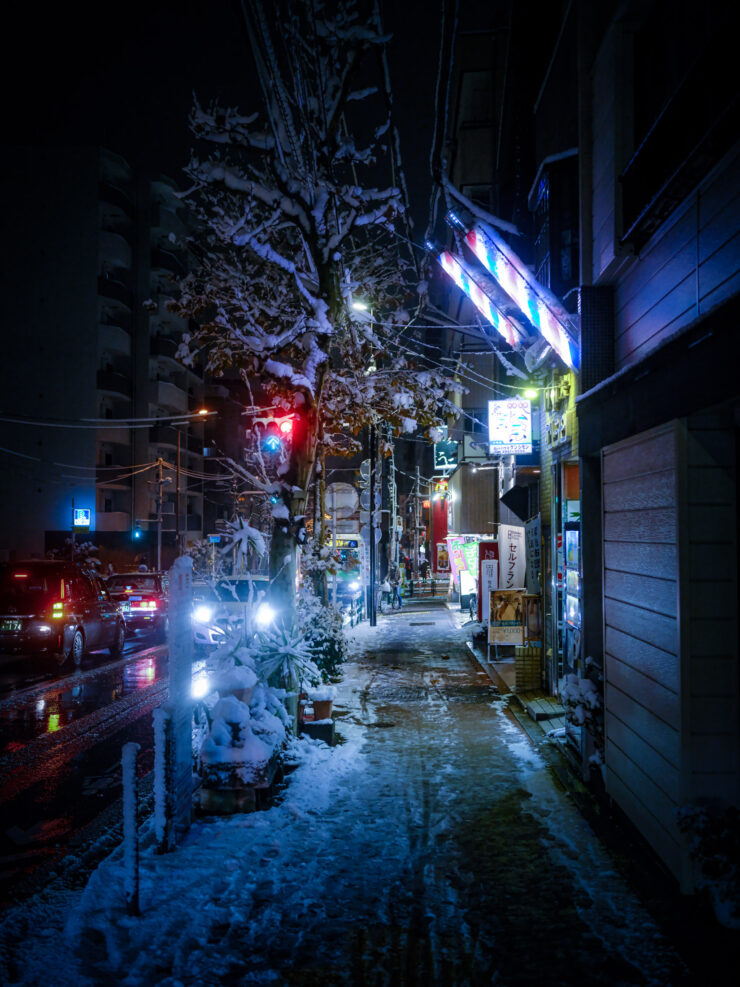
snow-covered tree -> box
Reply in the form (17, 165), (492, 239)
(172, 0), (458, 608)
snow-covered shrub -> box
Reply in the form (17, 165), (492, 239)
(251, 619), (321, 694)
(295, 581), (352, 683)
(676, 804), (740, 928)
(200, 693), (286, 788)
(558, 658), (604, 757)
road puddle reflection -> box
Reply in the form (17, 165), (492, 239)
(0, 651), (169, 752)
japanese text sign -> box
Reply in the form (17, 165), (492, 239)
(488, 399), (532, 456)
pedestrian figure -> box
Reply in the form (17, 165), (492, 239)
(430, 575), (436, 597)
(389, 564), (403, 609)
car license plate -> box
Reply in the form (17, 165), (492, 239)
(1, 619), (22, 632)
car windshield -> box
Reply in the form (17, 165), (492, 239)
(212, 579), (267, 603)
(107, 576), (160, 593)
(0, 567), (61, 608)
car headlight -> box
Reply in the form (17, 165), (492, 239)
(191, 674), (210, 699)
(193, 605), (214, 624)
(255, 602), (276, 626)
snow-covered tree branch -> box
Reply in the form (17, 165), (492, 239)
(172, 0), (457, 608)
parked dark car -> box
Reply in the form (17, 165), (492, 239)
(105, 571), (168, 641)
(0, 560), (126, 665)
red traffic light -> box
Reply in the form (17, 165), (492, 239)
(278, 418), (293, 435)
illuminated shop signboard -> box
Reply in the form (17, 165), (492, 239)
(488, 399), (532, 456)
(434, 426), (458, 470)
(465, 224), (578, 369)
(73, 508), (91, 527)
(438, 251), (526, 349)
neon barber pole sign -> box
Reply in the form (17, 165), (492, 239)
(438, 251), (527, 349)
(464, 223), (578, 368)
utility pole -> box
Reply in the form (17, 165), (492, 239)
(331, 484), (337, 607)
(156, 458), (164, 572)
(369, 422), (377, 627)
(414, 466), (420, 575)
(175, 430), (181, 556)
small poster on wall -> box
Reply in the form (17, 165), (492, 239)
(523, 595), (543, 645)
(488, 589), (525, 645)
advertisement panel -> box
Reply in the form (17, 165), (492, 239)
(488, 399), (532, 455)
(446, 537), (467, 580)
(488, 589), (525, 645)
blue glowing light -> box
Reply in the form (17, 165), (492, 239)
(438, 252), (526, 348)
(465, 226), (578, 369)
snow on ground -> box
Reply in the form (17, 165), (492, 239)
(0, 602), (691, 986)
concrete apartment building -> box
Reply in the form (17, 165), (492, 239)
(0, 147), (210, 567)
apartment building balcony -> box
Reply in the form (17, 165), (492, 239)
(151, 246), (186, 277)
(148, 379), (187, 413)
(97, 425), (131, 444)
(97, 274), (133, 309)
(96, 466), (132, 486)
(97, 369), (132, 397)
(95, 511), (131, 532)
(99, 324), (131, 356)
(150, 335), (179, 359)
(99, 231), (132, 272)
(99, 181), (135, 218)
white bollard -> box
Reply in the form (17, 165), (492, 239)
(121, 741), (140, 916)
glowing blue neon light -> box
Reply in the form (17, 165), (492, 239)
(438, 252), (525, 348)
(465, 226), (579, 369)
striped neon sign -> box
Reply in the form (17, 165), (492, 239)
(465, 225), (578, 369)
(438, 251), (526, 349)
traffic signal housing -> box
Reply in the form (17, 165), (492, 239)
(259, 415), (298, 454)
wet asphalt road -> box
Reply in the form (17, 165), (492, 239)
(0, 636), (169, 904)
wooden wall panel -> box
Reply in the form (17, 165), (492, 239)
(611, 148), (740, 372)
(605, 598), (677, 655)
(604, 541), (677, 578)
(607, 658), (680, 730)
(606, 625), (678, 691)
(684, 413), (739, 807)
(603, 424), (684, 881)
(606, 715), (681, 801)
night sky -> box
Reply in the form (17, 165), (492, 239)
(3, 1), (441, 233)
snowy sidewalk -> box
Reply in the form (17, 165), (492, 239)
(0, 610), (697, 985)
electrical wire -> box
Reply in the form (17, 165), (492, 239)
(0, 412), (214, 429)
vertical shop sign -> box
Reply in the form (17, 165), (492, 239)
(498, 524), (526, 589)
(462, 541), (479, 576)
(446, 537), (467, 580)
(525, 516), (541, 594)
(478, 540), (499, 622)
